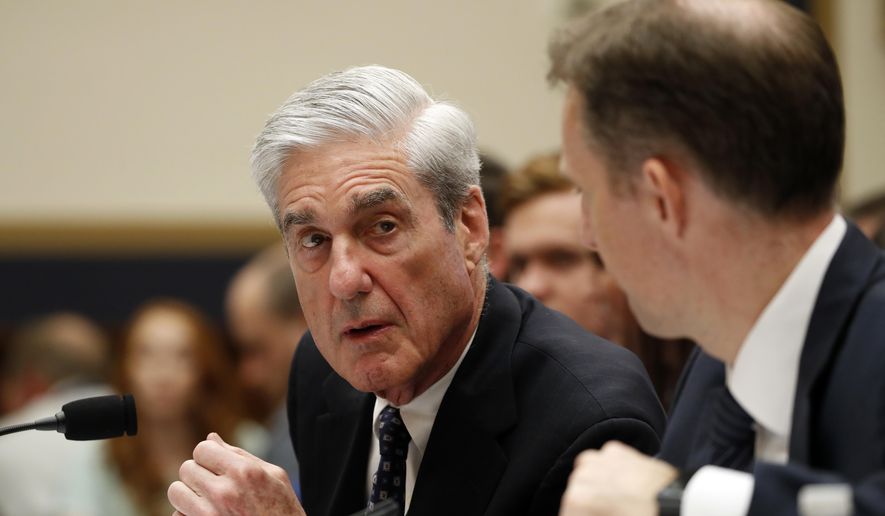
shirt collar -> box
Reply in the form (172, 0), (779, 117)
(727, 215), (846, 436)
(372, 329), (476, 457)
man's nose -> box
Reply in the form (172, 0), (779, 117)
(516, 263), (551, 301)
(328, 241), (372, 300)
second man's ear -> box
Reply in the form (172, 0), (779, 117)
(640, 157), (687, 239)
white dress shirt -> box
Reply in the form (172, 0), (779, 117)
(682, 215), (847, 516)
(365, 332), (475, 514)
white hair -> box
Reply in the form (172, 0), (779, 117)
(250, 65), (481, 231)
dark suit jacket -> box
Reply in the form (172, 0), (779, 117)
(289, 279), (666, 516)
(660, 223), (885, 515)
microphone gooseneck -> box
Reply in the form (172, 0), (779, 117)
(0, 394), (137, 441)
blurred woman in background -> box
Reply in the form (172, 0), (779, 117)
(69, 298), (249, 516)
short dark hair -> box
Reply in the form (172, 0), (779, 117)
(549, 0), (845, 220)
(500, 152), (569, 218)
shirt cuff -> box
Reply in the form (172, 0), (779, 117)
(681, 465), (754, 516)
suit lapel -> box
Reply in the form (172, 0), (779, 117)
(790, 224), (881, 463)
(317, 373), (374, 516)
(407, 279), (519, 515)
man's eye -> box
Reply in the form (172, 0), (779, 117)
(546, 250), (582, 269)
(372, 220), (397, 235)
(300, 233), (327, 249)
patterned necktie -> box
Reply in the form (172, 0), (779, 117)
(368, 406), (411, 515)
(710, 387), (756, 472)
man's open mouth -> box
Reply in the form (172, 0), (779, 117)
(344, 322), (388, 337)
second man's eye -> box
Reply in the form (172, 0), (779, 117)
(300, 233), (328, 249)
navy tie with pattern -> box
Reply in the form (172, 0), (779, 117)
(369, 406), (411, 515)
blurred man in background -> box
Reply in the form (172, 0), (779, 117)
(0, 312), (112, 516)
(501, 152), (636, 349)
(501, 152), (693, 407)
(479, 152), (510, 280)
(848, 192), (885, 248)
(227, 244), (306, 494)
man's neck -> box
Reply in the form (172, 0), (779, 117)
(692, 209), (836, 365)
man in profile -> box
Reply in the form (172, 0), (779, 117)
(227, 244), (307, 494)
(501, 152), (693, 407)
(168, 65), (665, 516)
(501, 152), (636, 349)
(549, 1), (885, 515)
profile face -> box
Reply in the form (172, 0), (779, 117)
(126, 309), (199, 423)
(276, 140), (482, 397)
(504, 190), (634, 344)
(560, 87), (663, 334)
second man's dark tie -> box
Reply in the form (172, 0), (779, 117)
(710, 387), (756, 472)
(368, 406), (411, 515)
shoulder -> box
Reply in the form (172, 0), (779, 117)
(493, 282), (665, 431)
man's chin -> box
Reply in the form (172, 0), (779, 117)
(344, 359), (408, 396)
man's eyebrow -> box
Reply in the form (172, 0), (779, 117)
(281, 208), (316, 233)
(348, 187), (411, 217)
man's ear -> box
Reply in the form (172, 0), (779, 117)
(640, 157), (687, 239)
(456, 185), (490, 275)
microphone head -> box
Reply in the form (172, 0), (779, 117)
(61, 394), (138, 441)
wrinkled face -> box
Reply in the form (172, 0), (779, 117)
(560, 87), (664, 332)
(276, 140), (481, 397)
(504, 190), (634, 343)
(126, 310), (199, 424)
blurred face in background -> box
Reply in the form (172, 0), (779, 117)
(227, 269), (305, 420)
(504, 190), (636, 345)
(125, 308), (199, 424)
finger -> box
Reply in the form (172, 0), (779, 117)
(178, 459), (219, 499)
(191, 439), (233, 475)
(573, 449), (599, 467)
(207, 432), (256, 460)
(601, 440), (628, 453)
(168, 480), (213, 516)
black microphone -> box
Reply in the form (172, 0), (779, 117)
(0, 394), (137, 440)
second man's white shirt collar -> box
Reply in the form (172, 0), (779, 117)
(727, 214), (846, 438)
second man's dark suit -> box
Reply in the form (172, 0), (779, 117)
(660, 223), (885, 515)
(289, 279), (666, 516)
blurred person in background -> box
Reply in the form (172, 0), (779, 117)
(226, 244), (307, 495)
(479, 152), (511, 280)
(0, 312), (112, 516)
(848, 191), (885, 248)
(67, 299), (248, 516)
(501, 152), (692, 406)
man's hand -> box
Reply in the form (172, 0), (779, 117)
(168, 432), (305, 516)
(560, 441), (678, 516)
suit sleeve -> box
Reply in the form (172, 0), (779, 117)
(527, 417), (662, 516)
